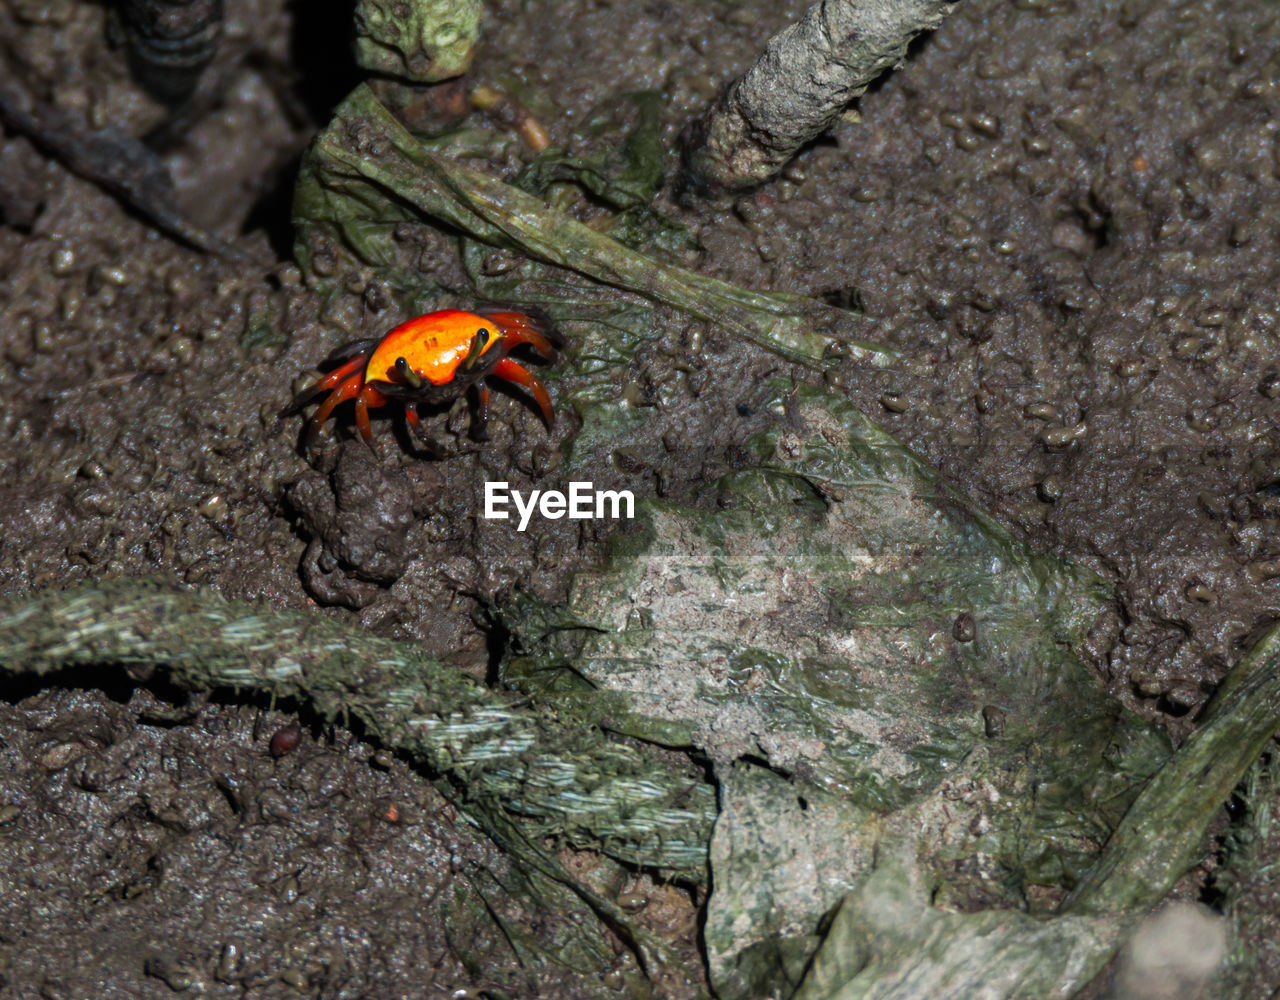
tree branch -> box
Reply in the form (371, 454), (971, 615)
(681, 0), (963, 192)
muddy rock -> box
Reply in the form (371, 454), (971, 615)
(285, 442), (414, 608)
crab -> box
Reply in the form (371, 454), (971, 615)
(283, 307), (563, 449)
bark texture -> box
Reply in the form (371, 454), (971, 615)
(682, 0), (963, 191)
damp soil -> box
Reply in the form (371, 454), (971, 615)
(0, 0), (1277, 996)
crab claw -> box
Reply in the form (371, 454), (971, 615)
(478, 307), (563, 358)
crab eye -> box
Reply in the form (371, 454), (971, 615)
(394, 356), (424, 389)
(460, 328), (491, 371)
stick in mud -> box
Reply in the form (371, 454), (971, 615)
(681, 0), (963, 192)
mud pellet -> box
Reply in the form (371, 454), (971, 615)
(1039, 423), (1087, 447)
(270, 724), (302, 757)
(1184, 583), (1217, 604)
(215, 943), (239, 982)
(1199, 336), (1227, 362)
(968, 112), (999, 136)
(1024, 136), (1051, 157)
(1163, 683), (1201, 711)
(1186, 410), (1216, 433)
(74, 486), (121, 517)
(164, 271), (190, 298)
(169, 336), (196, 363)
(953, 612), (976, 643)
(94, 264), (128, 287)
(1247, 559), (1280, 583)
(823, 367), (849, 390)
(1037, 477), (1063, 502)
(198, 495), (227, 521)
(78, 458), (108, 480)
(39, 742), (84, 770)
(308, 238), (339, 277)
(1229, 220), (1255, 247)
(49, 246), (75, 275)
(32, 322), (57, 354)
(59, 288), (81, 321)
(1024, 402), (1060, 421)
(976, 54), (1012, 79)
(969, 290), (998, 312)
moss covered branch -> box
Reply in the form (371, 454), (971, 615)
(682, 0), (963, 191)
(1064, 620), (1280, 916)
(295, 84), (894, 368)
(0, 579), (715, 879)
(5, 572), (1279, 996)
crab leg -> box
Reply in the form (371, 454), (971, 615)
(404, 405), (423, 440)
(491, 358), (554, 428)
(322, 338), (380, 365)
(353, 392), (372, 445)
(471, 382), (491, 440)
(353, 382), (388, 445)
(302, 371), (363, 447)
(282, 353), (366, 415)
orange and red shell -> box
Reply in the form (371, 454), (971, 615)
(283, 307), (562, 447)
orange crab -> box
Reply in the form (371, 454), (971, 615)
(284, 307), (562, 448)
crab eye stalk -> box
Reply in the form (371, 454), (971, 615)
(394, 356), (424, 389)
(459, 328), (491, 373)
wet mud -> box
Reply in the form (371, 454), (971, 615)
(0, 0), (1277, 995)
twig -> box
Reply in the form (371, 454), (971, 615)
(0, 65), (262, 265)
(296, 85), (895, 368)
(682, 0), (963, 192)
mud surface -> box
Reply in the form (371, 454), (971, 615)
(0, 684), (658, 998)
(1, 0), (1278, 995)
